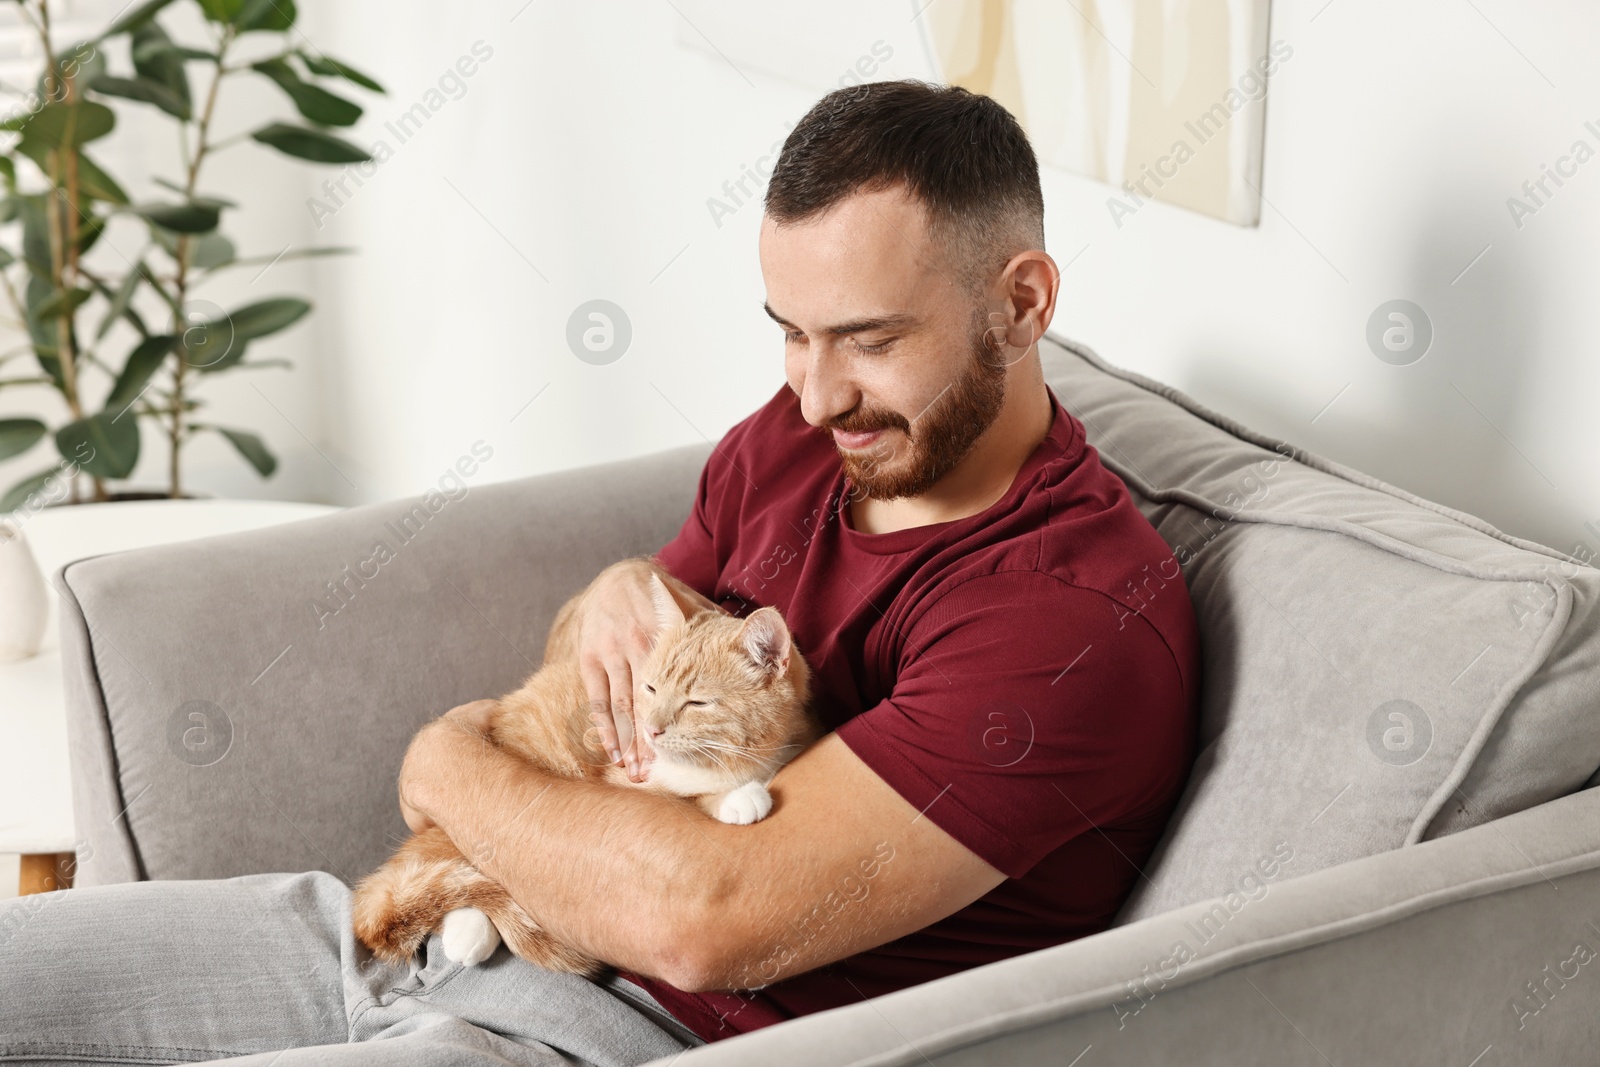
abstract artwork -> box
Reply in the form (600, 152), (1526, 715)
(917, 0), (1281, 226)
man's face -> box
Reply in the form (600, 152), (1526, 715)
(759, 184), (1009, 501)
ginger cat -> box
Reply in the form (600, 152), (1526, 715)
(352, 560), (820, 975)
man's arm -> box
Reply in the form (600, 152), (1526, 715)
(400, 721), (1005, 992)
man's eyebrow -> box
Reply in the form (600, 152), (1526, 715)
(762, 303), (916, 336)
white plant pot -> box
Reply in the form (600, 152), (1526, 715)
(0, 517), (48, 662)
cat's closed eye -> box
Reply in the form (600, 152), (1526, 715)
(643, 683), (656, 694)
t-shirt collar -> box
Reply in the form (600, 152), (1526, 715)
(837, 385), (1080, 554)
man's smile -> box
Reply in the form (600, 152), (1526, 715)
(832, 427), (888, 450)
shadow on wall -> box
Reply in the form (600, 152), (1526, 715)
(1178, 195), (1564, 551)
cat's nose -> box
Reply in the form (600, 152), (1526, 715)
(643, 723), (664, 738)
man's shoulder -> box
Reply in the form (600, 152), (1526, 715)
(703, 384), (830, 493)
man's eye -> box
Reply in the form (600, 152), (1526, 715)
(853, 337), (891, 354)
(784, 331), (805, 344)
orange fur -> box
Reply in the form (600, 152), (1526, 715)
(352, 560), (820, 975)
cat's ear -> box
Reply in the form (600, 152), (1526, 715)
(740, 607), (792, 676)
(648, 573), (688, 633)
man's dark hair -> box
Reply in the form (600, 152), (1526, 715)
(764, 79), (1045, 297)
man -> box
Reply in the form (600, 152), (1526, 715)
(0, 80), (1197, 1065)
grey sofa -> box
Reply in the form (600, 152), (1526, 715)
(58, 333), (1600, 1065)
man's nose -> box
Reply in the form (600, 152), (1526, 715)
(798, 344), (855, 427)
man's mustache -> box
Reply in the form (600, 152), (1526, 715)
(823, 410), (911, 437)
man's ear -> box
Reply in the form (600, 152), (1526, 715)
(649, 573), (688, 633)
(739, 607), (792, 675)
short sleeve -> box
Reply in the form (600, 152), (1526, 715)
(835, 571), (1192, 880)
(652, 442), (734, 603)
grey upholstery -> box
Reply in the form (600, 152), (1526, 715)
(642, 785), (1600, 1065)
(1035, 341), (1600, 922)
(58, 333), (1600, 1063)
(59, 444), (709, 886)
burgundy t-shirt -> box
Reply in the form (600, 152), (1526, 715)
(620, 382), (1200, 1042)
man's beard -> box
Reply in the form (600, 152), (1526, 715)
(825, 311), (1009, 502)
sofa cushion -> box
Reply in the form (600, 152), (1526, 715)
(1035, 334), (1600, 923)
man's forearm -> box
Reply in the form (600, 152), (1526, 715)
(411, 723), (734, 983)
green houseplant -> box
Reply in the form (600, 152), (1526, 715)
(0, 0), (383, 511)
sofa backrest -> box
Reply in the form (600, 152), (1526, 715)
(1035, 334), (1600, 924)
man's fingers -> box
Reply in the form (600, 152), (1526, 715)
(608, 660), (644, 780)
(580, 659), (623, 766)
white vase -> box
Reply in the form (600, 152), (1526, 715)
(0, 517), (48, 662)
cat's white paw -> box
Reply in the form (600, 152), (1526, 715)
(715, 781), (773, 825)
(441, 906), (501, 966)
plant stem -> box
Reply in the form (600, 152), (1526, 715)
(31, 0), (106, 501)
(166, 24), (235, 499)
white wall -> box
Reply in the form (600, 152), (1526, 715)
(4, 0), (1596, 557)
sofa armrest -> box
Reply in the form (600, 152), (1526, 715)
(646, 785), (1600, 1065)
(58, 443), (710, 887)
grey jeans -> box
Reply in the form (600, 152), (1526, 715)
(0, 871), (704, 1066)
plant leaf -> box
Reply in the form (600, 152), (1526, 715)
(18, 195), (57, 275)
(32, 286), (93, 321)
(237, 0), (296, 31)
(180, 312), (237, 370)
(251, 58), (361, 126)
(73, 149), (129, 203)
(18, 100), (116, 147)
(226, 297), (310, 341)
(298, 51), (384, 93)
(89, 73), (192, 121)
(136, 200), (221, 233)
(0, 417), (47, 461)
(97, 267), (143, 340)
(190, 232), (235, 270)
(105, 333), (176, 411)
(56, 411), (140, 479)
(152, 176), (236, 206)
(208, 245), (352, 270)
(1, 468), (63, 514)
(131, 43), (216, 63)
(24, 272), (65, 389)
(212, 425), (276, 476)
(250, 123), (369, 164)
(76, 215), (107, 255)
(196, 0), (243, 21)
(97, 0), (180, 39)
(131, 22), (192, 119)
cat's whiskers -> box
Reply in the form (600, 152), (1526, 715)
(682, 740), (737, 777)
(679, 736), (787, 778)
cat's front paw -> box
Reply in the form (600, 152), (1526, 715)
(441, 906), (501, 966)
(715, 781), (773, 825)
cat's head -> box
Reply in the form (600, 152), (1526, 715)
(634, 574), (815, 785)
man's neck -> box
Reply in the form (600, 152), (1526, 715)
(850, 372), (1055, 536)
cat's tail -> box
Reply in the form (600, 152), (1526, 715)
(350, 827), (605, 977)
(351, 826), (499, 965)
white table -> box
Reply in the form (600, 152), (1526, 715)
(0, 499), (340, 894)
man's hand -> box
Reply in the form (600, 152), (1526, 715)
(576, 560), (719, 783)
(399, 698), (499, 834)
